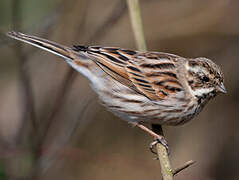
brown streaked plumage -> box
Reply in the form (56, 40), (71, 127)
(7, 31), (226, 151)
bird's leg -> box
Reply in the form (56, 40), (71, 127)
(129, 122), (169, 154)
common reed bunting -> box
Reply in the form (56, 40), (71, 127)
(7, 31), (226, 152)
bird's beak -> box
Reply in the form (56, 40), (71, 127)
(217, 83), (227, 94)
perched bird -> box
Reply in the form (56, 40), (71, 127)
(7, 31), (226, 151)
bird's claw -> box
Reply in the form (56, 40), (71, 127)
(149, 137), (169, 155)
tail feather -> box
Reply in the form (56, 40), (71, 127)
(7, 31), (73, 60)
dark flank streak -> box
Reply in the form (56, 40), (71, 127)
(143, 109), (158, 113)
(101, 90), (116, 98)
(174, 119), (187, 126)
(120, 110), (141, 115)
(187, 105), (194, 111)
(109, 105), (122, 109)
(110, 94), (123, 99)
(150, 113), (162, 118)
(163, 109), (182, 113)
(121, 99), (142, 103)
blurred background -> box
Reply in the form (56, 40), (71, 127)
(0, 0), (238, 179)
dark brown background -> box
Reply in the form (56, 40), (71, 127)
(0, 0), (238, 179)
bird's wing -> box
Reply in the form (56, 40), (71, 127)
(7, 32), (184, 101)
(126, 52), (184, 100)
(80, 46), (184, 100)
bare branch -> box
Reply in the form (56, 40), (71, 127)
(152, 125), (173, 180)
(173, 160), (195, 176)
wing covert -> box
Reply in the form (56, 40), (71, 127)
(126, 52), (184, 101)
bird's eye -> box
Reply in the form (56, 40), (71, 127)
(202, 76), (209, 82)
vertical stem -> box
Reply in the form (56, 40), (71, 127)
(126, 1), (173, 179)
(126, 0), (147, 51)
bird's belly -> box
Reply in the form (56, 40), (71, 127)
(66, 60), (199, 126)
(97, 80), (198, 126)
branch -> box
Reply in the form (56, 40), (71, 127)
(152, 125), (173, 180)
(126, 0), (147, 51)
(173, 160), (195, 176)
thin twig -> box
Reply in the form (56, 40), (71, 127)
(173, 160), (195, 176)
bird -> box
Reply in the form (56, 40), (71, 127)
(7, 31), (226, 152)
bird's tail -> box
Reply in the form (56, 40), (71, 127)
(7, 31), (73, 60)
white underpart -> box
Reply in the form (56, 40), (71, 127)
(118, 93), (146, 102)
(192, 87), (214, 97)
(65, 59), (104, 90)
(65, 60), (151, 120)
